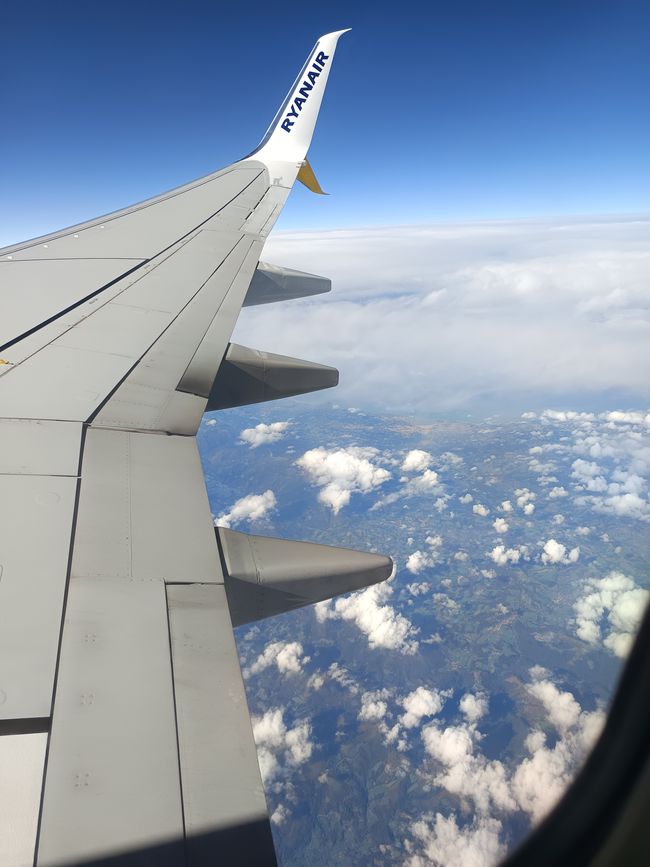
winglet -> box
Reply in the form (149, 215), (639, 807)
(248, 29), (350, 166)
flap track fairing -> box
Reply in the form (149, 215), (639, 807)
(216, 528), (393, 627)
(206, 343), (338, 411)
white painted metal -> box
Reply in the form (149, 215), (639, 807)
(243, 261), (331, 306)
(72, 428), (223, 584)
(252, 30), (350, 183)
(0, 732), (47, 867)
(37, 578), (184, 866)
(1, 166), (259, 261)
(0, 258), (143, 348)
(92, 234), (258, 433)
(0, 419), (81, 476)
(0, 473), (77, 719)
(167, 584), (273, 850)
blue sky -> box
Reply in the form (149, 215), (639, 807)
(1, 0), (649, 243)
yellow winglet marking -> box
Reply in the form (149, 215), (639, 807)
(297, 158), (328, 195)
(0, 359), (12, 366)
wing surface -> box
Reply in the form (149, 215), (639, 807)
(0, 29), (392, 867)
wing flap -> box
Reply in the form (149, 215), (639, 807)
(167, 584), (277, 865)
(0, 420), (82, 721)
(91, 236), (261, 434)
(0, 473), (78, 720)
(0, 258), (144, 349)
(71, 428), (222, 584)
(37, 578), (185, 866)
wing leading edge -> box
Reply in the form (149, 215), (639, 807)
(0, 30), (393, 867)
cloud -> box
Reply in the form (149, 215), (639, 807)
(493, 518), (509, 534)
(422, 721), (516, 816)
(326, 663), (359, 694)
(601, 410), (649, 425)
(562, 413), (650, 521)
(501, 500), (513, 512)
(402, 450), (433, 472)
(359, 690), (391, 722)
(511, 668), (605, 823)
(540, 539), (580, 565)
(404, 669), (605, 863)
(315, 576), (419, 654)
(406, 812), (506, 867)
(571, 459), (608, 492)
(573, 571), (649, 657)
(239, 421), (290, 448)
(234, 220), (650, 414)
(406, 535), (443, 574)
(548, 486), (568, 498)
(460, 693), (488, 724)
(489, 544), (528, 566)
(406, 551), (433, 574)
(402, 469), (442, 495)
(515, 488), (535, 507)
(216, 489), (276, 528)
(473, 503), (490, 517)
(245, 641), (309, 678)
(270, 804), (289, 826)
(401, 687), (448, 729)
(459, 493), (474, 504)
(296, 446), (390, 513)
(252, 708), (314, 785)
(406, 581), (430, 597)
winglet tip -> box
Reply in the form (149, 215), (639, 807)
(319, 28), (352, 40)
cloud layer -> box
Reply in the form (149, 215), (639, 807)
(233, 219), (650, 413)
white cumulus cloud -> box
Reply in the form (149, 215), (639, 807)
(406, 812), (506, 867)
(401, 687), (448, 729)
(315, 576), (419, 655)
(489, 544), (528, 566)
(252, 707), (314, 785)
(239, 421), (290, 448)
(402, 450), (433, 473)
(216, 489), (277, 528)
(540, 539), (580, 565)
(573, 571), (648, 657)
(358, 689), (391, 722)
(296, 446), (390, 513)
(245, 641), (309, 678)
(460, 693), (488, 724)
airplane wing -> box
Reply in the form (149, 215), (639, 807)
(0, 30), (393, 866)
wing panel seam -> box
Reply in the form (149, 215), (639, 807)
(0, 170), (265, 355)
